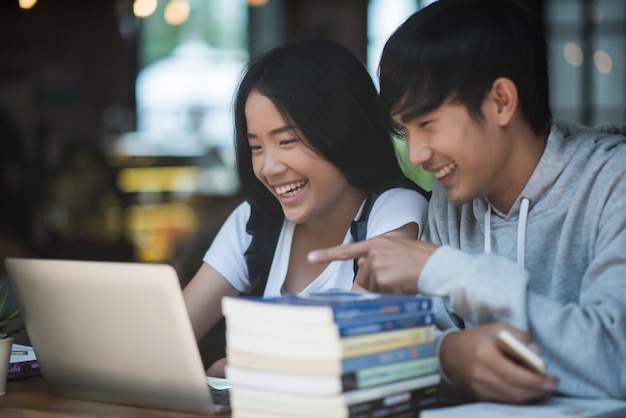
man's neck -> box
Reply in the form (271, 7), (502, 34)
(489, 123), (549, 213)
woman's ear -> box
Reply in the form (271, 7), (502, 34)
(489, 77), (518, 126)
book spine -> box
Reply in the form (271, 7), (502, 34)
(352, 394), (439, 418)
(341, 325), (435, 358)
(341, 342), (436, 374)
(7, 359), (41, 380)
(337, 312), (434, 338)
(349, 384), (439, 418)
(332, 296), (433, 321)
(343, 373), (440, 405)
(342, 356), (439, 392)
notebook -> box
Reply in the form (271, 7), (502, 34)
(4, 257), (230, 415)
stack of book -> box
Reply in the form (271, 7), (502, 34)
(222, 291), (440, 418)
(8, 343), (41, 380)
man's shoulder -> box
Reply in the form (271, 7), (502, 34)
(557, 120), (626, 149)
(556, 120), (626, 171)
(594, 122), (626, 137)
(580, 126), (626, 167)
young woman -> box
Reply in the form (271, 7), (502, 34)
(183, 38), (429, 377)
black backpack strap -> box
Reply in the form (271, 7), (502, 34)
(349, 176), (430, 276)
(244, 205), (284, 296)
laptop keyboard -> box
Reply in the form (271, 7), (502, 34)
(209, 386), (231, 407)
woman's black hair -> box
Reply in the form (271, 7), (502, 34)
(199, 42), (410, 364)
(233, 38), (404, 217)
(379, 0), (552, 137)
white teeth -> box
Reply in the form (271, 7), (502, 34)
(434, 162), (457, 179)
(275, 181), (307, 197)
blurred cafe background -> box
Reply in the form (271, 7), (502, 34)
(0, 0), (624, 288)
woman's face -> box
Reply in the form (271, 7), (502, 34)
(245, 90), (352, 224)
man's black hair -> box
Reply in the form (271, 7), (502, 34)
(379, 0), (552, 137)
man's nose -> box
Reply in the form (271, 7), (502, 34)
(406, 130), (433, 167)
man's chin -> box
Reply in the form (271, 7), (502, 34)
(444, 189), (471, 206)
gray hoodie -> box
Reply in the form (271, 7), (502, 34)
(421, 120), (626, 398)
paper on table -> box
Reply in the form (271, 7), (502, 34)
(421, 396), (626, 418)
(206, 376), (231, 390)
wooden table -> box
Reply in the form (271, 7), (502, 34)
(0, 377), (230, 417)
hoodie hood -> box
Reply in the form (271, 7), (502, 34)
(478, 120), (576, 266)
(478, 120), (626, 266)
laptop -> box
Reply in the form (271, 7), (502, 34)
(4, 257), (230, 415)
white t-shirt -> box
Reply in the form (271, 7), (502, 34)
(203, 187), (428, 297)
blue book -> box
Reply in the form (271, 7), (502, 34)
(226, 341), (437, 376)
(342, 356), (439, 391)
(222, 291), (433, 325)
(341, 341), (437, 374)
(337, 311), (434, 338)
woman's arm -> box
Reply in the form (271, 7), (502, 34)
(183, 263), (240, 377)
(381, 222), (419, 239)
(183, 263), (240, 344)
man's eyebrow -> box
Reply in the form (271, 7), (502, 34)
(247, 124), (298, 138)
(398, 108), (427, 124)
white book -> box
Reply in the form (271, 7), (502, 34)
(226, 365), (440, 397)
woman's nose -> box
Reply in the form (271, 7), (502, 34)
(260, 149), (287, 177)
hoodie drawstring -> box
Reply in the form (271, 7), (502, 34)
(517, 198), (530, 267)
(484, 197), (530, 267)
(484, 209), (492, 254)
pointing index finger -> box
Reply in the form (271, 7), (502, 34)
(307, 240), (372, 264)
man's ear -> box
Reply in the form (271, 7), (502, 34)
(489, 77), (518, 126)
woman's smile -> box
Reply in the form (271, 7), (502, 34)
(274, 180), (308, 198)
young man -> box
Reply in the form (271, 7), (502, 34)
(309, 0), (626, 404)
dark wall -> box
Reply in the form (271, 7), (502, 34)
(0, 0), (137, 266)
(248, 0), (368, 62)
(287, 0), (368, 62)
(0, 0), (137, 140)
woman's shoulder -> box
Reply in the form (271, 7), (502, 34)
(214, 200), (252, 238)
(367, 183), (429, 221)
(376, 182), (429, 204)
(227, 200), (252, 221)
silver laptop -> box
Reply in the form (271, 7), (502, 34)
(4, 257), (230, 415)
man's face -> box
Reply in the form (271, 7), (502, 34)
(392, 98), (514, 207)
